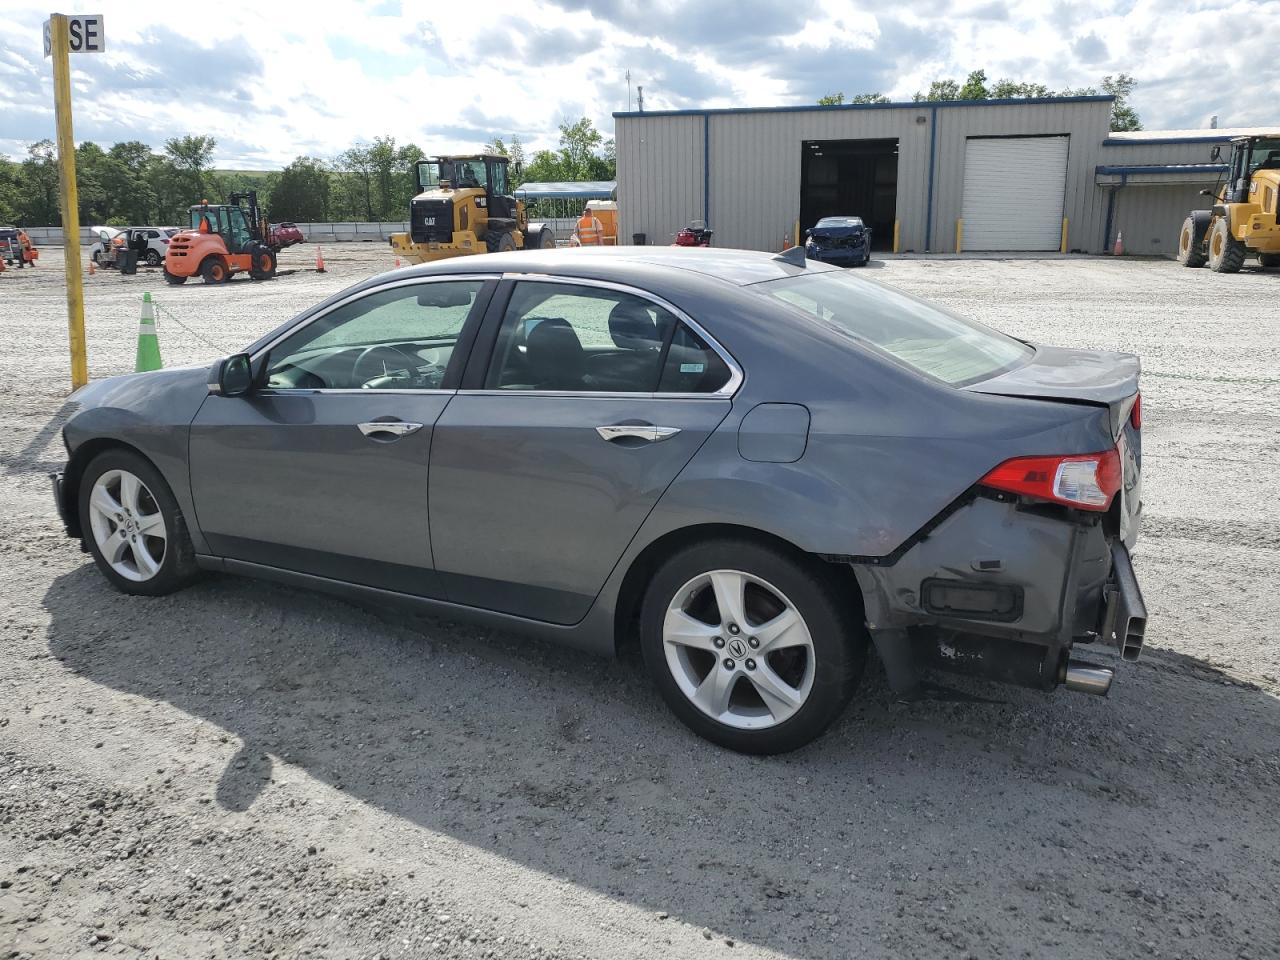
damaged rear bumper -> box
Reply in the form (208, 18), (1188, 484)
(851, 495), (1146, 696)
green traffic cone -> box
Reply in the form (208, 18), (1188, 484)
(135, 292), (162, 372)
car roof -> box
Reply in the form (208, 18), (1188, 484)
(400, 246), (838, 287)
(816, 216), (863, 225)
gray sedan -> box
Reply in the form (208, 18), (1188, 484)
(52, 247), (1146, 754)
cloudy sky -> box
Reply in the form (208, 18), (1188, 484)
(1, 0), (1276, 168)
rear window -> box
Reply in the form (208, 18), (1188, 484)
(756, 271), (1032, 386)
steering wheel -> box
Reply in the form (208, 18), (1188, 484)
(351, 344), (423, 388)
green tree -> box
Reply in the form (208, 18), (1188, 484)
(958, 70), (989, 100)
(163, 135), (217, 199)
(1102, 73), (1142, 131)
(990, 78), (1052, 99)
(914, 78), (960, 101)
(269, 157), (331, 222)
(817, 93), (845, 105)
(18, 140), (60, 225)
(339, 143), (375, 220)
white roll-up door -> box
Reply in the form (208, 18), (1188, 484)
(960, 136), (1069, 251)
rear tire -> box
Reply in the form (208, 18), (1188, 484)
(200, 256), (229, 284)
(1176, 216), (1208, 267)
(536, 227), (556, 249)
(486, 230), (517, 253)
(1259, 253), (1280, 269)
(1207, 218), (1246, 273)
(163, 267), (187, 285)
(77, 448), (199, 597)
(639, 539), (866, 754)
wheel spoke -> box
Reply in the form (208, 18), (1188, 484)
(131, 541), (160, 578)
(663, 610), (721, 652)
(691, 663), (736, 717)
(89, 484), (121, 521)
(136, 511), (166, 539)
(748, 663), (805, 722)
(105, 530), (131, 565)
(753, 606), (804, 653)
(119, 473), (142, 515)
(709, 570), (747, 630)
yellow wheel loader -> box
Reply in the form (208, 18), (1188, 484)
(389, 154), (556, 263)
(1177, 133), (1280, 273)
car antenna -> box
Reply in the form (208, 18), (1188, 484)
(773, 246), (807, 267)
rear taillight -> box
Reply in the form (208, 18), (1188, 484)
(1130, 392), (1141, 430)
(980, 449), (1122, 512)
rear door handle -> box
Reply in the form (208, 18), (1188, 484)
(595, 424), (681, 443)
(358, 420), (424, 440)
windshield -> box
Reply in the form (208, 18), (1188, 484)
(1248, 138), (1280, 174)
(816, 217), (862, 228)
(417, 161), (442, 190)
(756, 271), (1033, 386)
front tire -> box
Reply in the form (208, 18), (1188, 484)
(1207, 218), (1246, 273)
(1176, 216), (1208, 267)
(1259, 253), (1280, 269)
(249, 248), (276, 280)
(486, 230), (518, 253)
(639, 539), (866, 754)
(77, 449), (199, 596)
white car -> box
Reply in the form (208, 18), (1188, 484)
(89, 226), (178, 267)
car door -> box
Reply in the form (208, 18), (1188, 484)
(188, 276), (494, 597)
(428, 277), (740, 624)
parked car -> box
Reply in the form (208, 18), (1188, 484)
(50, 247), (1145, 754)
(89, 226), (176, 267)
(268, 222), (305, 250)
(804, 216), (871, 266)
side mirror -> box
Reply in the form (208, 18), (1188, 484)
(209, 353), (253, 397)
(1199, 189), (1213, 197)
(804, 228), (812, 237)
(1210, 144), (1222, 161)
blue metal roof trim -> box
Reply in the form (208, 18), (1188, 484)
(613, 95), (1114, 119)
(1102, 135), (1230, 146)
(514, 180), (617, 199)
(1095, 163), (1227, 175)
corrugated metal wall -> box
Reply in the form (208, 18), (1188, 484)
(1111, 185), (1209, 256)
(616, 99), (1117, 254)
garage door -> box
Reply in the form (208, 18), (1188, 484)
(960, 136), (1069, 251)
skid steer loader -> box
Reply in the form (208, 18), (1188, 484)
(389, 154), (555, 263)
(1177, 133), (1280, 272)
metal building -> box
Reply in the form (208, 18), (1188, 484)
(614, 97), (1253, 257)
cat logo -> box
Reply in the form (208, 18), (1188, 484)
(423, 217), (436, 226)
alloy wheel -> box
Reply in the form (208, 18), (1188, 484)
(663, 569), (816, 730)
(87, 469), (167, 581)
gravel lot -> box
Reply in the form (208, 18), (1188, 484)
(2, 245), (1278, 959)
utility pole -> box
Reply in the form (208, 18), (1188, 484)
(626, 69), (631, 112)
(637, 85), (644, 114)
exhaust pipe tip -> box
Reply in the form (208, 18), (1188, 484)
(1064, 661), (1114, 696)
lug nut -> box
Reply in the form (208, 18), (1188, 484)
(745, 658), (756, 671)
(713, 637), (725, 649)
(748, 637), (759, 648)
(728, 624), (740, 635)
(723, 658), (735, 670)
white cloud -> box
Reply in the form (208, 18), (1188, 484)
(1, 0), (1277, 167)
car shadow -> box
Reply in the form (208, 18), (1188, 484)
(42, 564), (1280, 958)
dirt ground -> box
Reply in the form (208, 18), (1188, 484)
(2, 244), (1278, 960)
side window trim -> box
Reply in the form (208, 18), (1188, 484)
(250, 274), (499, 394)
(463, 273), (743, 399)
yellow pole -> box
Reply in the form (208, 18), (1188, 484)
(51, 14), (88, 391)
(892, 219), (900, 254)
(955, 219), (963, 254)
(794, 219), (800, 248)
(1060, 217), (1069, 254)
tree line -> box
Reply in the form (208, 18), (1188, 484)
(819, 72), (1142, 131)
(0, 117), (616, 228)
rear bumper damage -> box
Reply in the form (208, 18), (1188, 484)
(851, 495), (1146, 697)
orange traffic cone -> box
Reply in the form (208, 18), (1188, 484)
(1113, 231), (1124, 256)
(315, 245), (326, 273)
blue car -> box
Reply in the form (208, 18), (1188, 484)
(804, 216), (871, 266)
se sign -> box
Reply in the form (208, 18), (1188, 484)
(43, 15), (106, 57)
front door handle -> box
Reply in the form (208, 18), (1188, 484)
(358, 420), (424, 440)
(595, 424), (681, 443)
